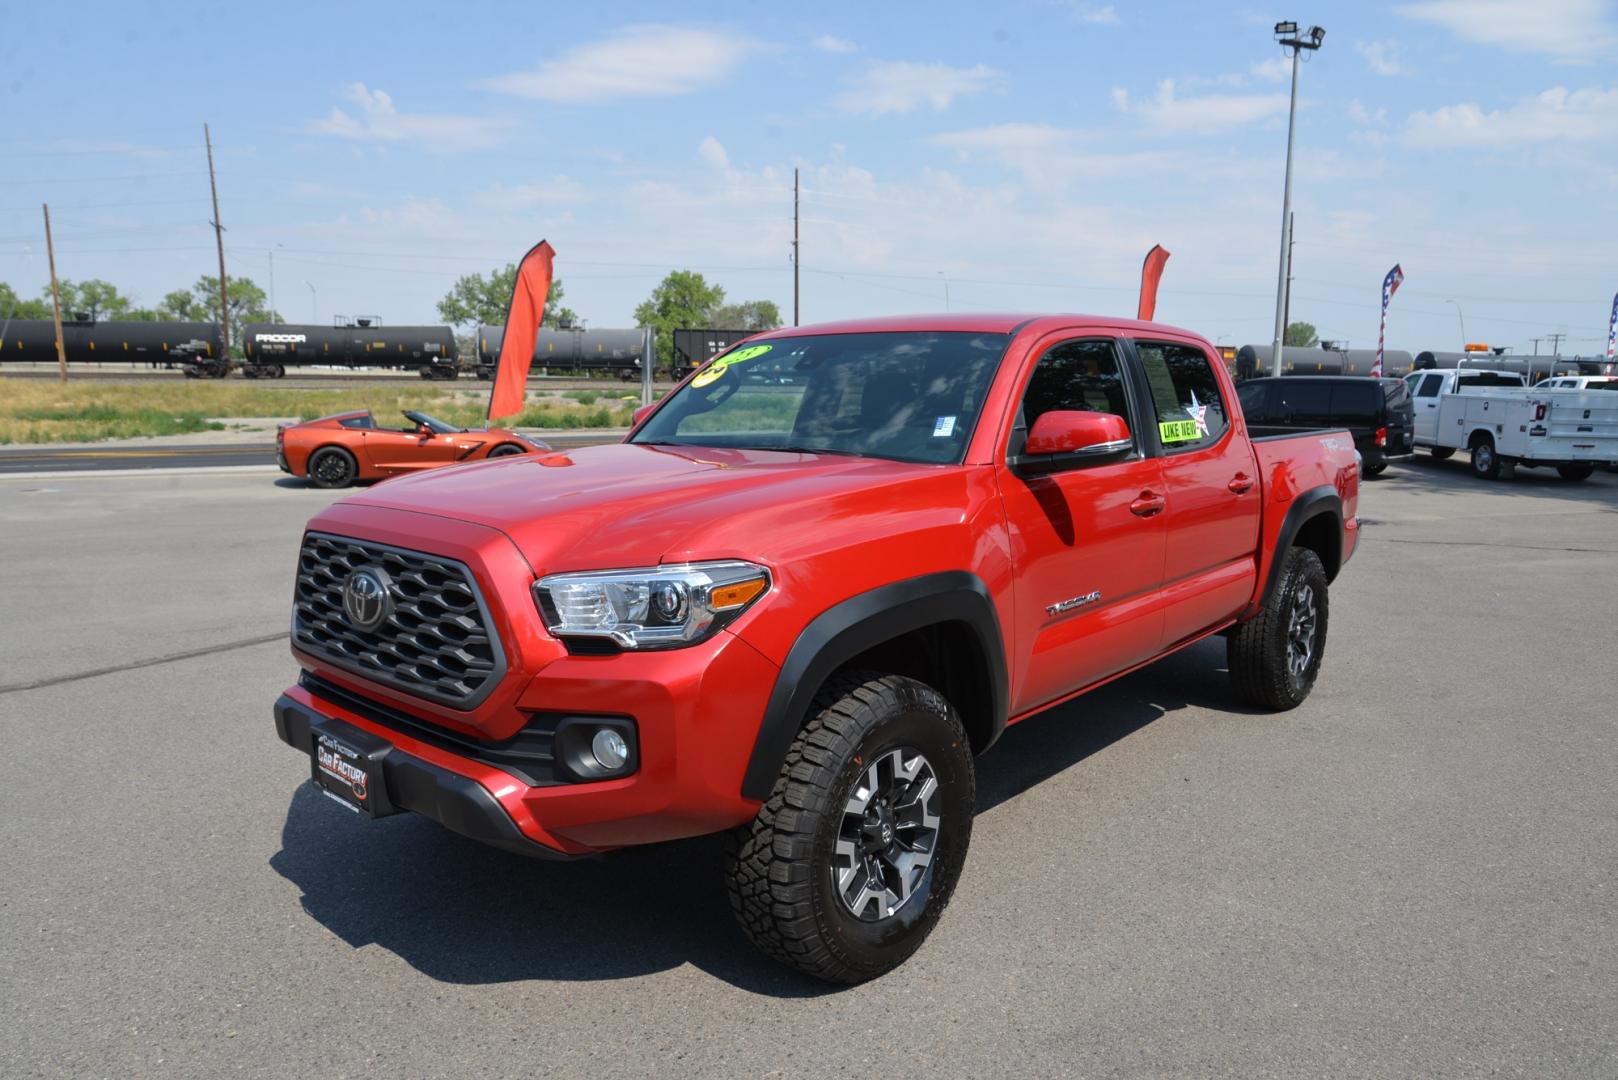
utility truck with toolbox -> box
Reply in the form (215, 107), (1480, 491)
(273, 313), (1361, 983)
(1407, 368), (1617, 479)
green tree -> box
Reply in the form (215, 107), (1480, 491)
(710, 300), (782, 332)
(634, 270), (728, 367)
(1, 281), (51, 320)
(159, 288), (207, 321)
(1284, 321), (1318, 347)
(437, 264), (575, 330)
(36, 278), (133, 321)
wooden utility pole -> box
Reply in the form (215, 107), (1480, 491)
(204, 123), (230, 360)
(42, 203), (67, 383)
(792, 167), (800, 326)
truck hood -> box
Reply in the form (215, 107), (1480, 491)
(340, 442), (951, 574)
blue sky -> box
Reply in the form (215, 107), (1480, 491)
(3, 0), (1616, 355)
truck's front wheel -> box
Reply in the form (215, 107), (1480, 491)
(1227, 548), (1329, 711)
(725, 672), (974, 985)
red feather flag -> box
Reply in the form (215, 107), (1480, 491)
(487, 239), (556, 422)
(1137, 244), (1170, 322)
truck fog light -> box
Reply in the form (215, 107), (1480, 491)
(592, 728), (629, 771)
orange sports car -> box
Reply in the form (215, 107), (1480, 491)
(277, 410), (548, 488)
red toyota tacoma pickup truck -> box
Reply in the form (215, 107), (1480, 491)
(275, 314), (1359, 983)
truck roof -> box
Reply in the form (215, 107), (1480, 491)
(745, 313), (1200, 340)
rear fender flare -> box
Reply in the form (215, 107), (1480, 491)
(1257, 487), (1343, 612)
(738, 571), (1008, 801)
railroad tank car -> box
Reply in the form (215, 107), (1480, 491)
(475, 326), (647, 376)
(240, 322), (456, 376)
(1234, 345), (1415, 380)
(673, 327), (754, 375)
(1411, 350), (1589, 382)
(0, 318), (224, 366)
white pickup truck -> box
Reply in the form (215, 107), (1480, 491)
(1407, 368), (1618, 480)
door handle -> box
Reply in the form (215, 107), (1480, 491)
(1228, 473), (1255, 494)
(1130, 491), (1165, 517)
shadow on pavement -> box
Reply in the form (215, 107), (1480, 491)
(270, 637), (1243, 994)
(1370, 451), (1618, 511)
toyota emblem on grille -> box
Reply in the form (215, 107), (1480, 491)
(341, 566), (394, 632)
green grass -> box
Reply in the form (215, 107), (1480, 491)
(0, 377), (635, 444)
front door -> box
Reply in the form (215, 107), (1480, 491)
(1413, 373), (1444, 443)
(996, 335), (1167, 716)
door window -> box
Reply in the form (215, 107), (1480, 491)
(1328, 382), (1379, 424)
(1134, 341), (1230, 451)
(1415, 374), (1442, 398)
(1273, 381), (1331, 428)
(1011, 339), (1135, 458)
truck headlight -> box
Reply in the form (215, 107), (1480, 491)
(533, 560), (770, 650)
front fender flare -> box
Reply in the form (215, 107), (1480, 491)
(738, 571), (1008, 801)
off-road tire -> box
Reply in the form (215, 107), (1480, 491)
(1430, 447), (1455, 461)
(725, 671), (974, 985)
(1557, 464), (1594, 481)
(1227, 547), (1329, 711)
(307, 446), (358, 489)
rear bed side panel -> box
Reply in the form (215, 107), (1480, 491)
(1244, 430), (1360, 619)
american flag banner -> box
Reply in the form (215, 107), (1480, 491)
(1373, 264), (1404, 377)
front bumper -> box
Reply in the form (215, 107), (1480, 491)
(275, 694), (576, 859)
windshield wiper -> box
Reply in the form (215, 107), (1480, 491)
(749, 444), (864, 458)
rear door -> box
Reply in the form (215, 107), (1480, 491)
(996, 334), (1167, 714)
(1130, 338), (1262, 648)
(1380, 379), (1415, 453)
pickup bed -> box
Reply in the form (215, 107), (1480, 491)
(274, 313), (1360, 983)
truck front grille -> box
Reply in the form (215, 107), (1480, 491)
(293, 532), (506, 708)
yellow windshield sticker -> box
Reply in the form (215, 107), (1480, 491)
(1159, 419), (1201, 443)
(691, 344), (773, 387)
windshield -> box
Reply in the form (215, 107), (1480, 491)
(630, 331), (1011, 464)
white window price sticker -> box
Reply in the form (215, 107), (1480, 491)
(932, 416), (957, 437)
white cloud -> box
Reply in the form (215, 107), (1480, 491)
(483, 25), (757, 102)
(928, 123), (1079, 155)
(698, 136), (731, 170)
(1355, 40), (1405, 76)
(476, 178), (593, 209)
(1073, 4), (1119, 24)
(1398, 0), (1618, 61)
(308, 84), (508, 150)
(1403, 85), (1618, 146)
(1348, 99), (1390, 127)
(812, 34), (858, 53)
(835, 61), (1001, 115)
(1249, 57), (1292, 82)
(1111, 80), (1289, 133)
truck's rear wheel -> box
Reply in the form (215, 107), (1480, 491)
(1557, 464), (1594, 481)
(725, 671), (974, 985)
(1430, 446), (1454, 460)
(1227, 548), (1329, 711)
(1469, 435), (1501, 480)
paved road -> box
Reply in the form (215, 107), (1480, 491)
(2, 458), (1615, 1077)
(0, 432), (622, 474)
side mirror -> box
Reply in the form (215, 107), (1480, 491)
(1014, 411), (1131, 474)
(631, 404), (656, 427)
(416, 423), (433, 437)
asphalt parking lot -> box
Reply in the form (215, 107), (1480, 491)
(2, 459), (1615, 1078)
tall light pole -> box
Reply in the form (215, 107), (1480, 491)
(1269, 21), (1325, 376)
(305, 281), (317, 324)
(1446, 299), (1466, 350)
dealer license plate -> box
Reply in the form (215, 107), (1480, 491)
(312, 731), (380, 815)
